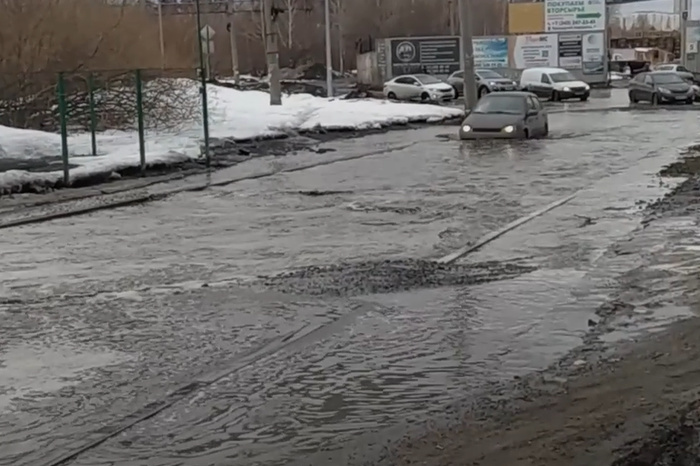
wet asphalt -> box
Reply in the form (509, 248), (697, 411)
(2, 103), (700, 466)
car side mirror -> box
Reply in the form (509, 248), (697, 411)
(527, 110), (538, 116)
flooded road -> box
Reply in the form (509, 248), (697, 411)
(1, 109), (699, 466)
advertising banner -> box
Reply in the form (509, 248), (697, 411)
(510, 34), (558, 69)
(558, 33), (582, 68)
(508, 2), (545, 34)
(389, 37), (460, 76)
(474, 37), (509, 68)
(545, 0), (605, 32)
(582, 32), (605, 74)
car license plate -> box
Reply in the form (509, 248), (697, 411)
(677, 96), (686, 100)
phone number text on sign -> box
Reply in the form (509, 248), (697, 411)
(545, 0), (605, 32)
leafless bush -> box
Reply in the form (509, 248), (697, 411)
(0, 0), (199, 130)
(0, 72), (200, 131)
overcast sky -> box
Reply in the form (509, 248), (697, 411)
(620, 0), (699, 18)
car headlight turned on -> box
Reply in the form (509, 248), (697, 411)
(462, 125), (472, 132)
(502, 125), (514, 133)
(563, 87), (570, 92)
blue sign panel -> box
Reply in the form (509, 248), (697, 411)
(474, 37), (509, 68)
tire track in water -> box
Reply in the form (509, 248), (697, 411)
(41, 299), (384, 466)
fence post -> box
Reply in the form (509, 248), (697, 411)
(199, 67), (211, 168)
(135, 69), (146, 173)
(57, 72), (70, 186)
(88, 73), (97, 156)
(194, 0), (211, 168)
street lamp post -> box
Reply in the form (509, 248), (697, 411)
(194, 0), (211, 166)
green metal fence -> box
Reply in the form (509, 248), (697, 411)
(0, 67), (211, 186)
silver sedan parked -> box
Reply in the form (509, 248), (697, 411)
(459, 91), (548, 140)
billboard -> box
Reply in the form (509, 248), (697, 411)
(474, 37), (509, 68)
(508, 2), (545, 34)
(582, 32), (605, 74)
(558, 33), (583, 68)
(389, 37), (460, 76)
(510, 34), (559, 69)
(545, 0), (606, 32)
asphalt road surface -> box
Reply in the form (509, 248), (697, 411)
(1, 108), (699, 466)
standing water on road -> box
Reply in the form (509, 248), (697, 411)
(1, 110), (699, 466)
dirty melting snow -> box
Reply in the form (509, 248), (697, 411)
(0, 82), (463, 192)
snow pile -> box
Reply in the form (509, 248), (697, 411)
(0, 82), (462, 193)
(206, 85), (463, 139)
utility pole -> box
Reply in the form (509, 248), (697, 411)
(226, 4), (240, 84)
(263, 0), (282, 104)
(458, 0), (477, 109)
(448, 0), (455, 36)
(324, 0), (333, 97)
(681, 0), (690, 65)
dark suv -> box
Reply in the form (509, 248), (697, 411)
(447, 69), (518, 97)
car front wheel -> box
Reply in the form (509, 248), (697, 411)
(629, 91), (638, 103)
(387, 92), (397, 100)
(651, 93), (659, 105)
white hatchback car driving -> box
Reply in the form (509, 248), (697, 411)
(383, 74), (456, 102)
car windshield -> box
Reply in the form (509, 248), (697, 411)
(549, 71), (577, 82)
(472, 95), (525, 114)
(652, 73), (685, 84)
(414, 74), (442, 84)
(477, 70), (502, 79)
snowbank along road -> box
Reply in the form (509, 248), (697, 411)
(1, 108), (699, 466)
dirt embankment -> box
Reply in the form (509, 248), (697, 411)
(381, 153), (700, 466)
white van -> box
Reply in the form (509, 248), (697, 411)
(519, 67), (590, 101)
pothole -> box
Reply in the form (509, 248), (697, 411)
(256, 258), (536, 297)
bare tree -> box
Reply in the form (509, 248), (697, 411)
(331, 0), (344, 72)
(278, 0), (299, 49)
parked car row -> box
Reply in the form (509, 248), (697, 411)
(383, 67), (591, 103)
